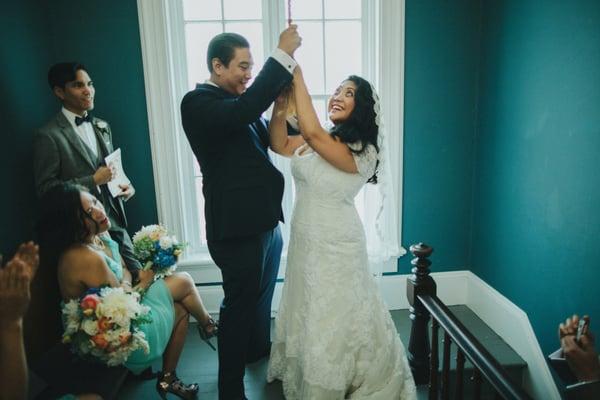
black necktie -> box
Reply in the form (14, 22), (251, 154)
(75, 114), (92, 126)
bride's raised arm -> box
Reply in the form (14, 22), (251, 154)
(268, 90), (305, 157)
(292, 67), (358, 173)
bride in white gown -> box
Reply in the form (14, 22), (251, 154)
(266, 65), (417, 400)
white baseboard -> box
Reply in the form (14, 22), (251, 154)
(191, 269), (559, 399)
(192, 270), (471, 315)
(376, 270), (470, 310)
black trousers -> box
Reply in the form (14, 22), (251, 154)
(208, 226), (282, 400)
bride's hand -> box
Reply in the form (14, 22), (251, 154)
(275, 91), (289, 107)
(274, 87), (291, 115)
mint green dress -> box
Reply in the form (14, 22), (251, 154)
(100, 236), (175, 374)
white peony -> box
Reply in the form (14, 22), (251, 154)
(159, 235), (174, 250)
(61, 286), (151, 367)
(63, 299), (79, 316)
(64, 318), (80, 335)
(81, 319), (99, 336)
(97, 288), (145, 327)
(133, 331), (149, 354)
(133, 224), (167, 242)
(104, 328), (121, 344)
(62, 300), (81, 334)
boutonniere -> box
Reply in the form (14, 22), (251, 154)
(94, 120), (109, 134)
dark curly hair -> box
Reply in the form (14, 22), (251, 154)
(329, 75), (379, 183)
(36, 183), (99, 269)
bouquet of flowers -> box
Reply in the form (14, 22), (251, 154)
(62, 286), (151, 366)
(132, 224), (185, 279)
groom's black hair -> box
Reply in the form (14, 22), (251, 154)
(207, 32), (250, 73)
(48, 62), (88, 90)
(330, 75), (380, 184)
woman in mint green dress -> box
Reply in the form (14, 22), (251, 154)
(38, 184), (217, 400)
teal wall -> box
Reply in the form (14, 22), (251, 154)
(399, 0), (481, 272)
(4, 0), (597, 358)
(0, 0), (157, 259)
(1, 2), (55, 258)
(46, 0), (157, 237)
(472, 0), (600, 354)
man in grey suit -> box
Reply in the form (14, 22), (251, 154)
(33, 62), (141, 274)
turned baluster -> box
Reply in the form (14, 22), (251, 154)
(455, 348), (466, 399)
(429, 319), (439, 400)
(407, 243), (436, 384)
(441, 332), (451, 400)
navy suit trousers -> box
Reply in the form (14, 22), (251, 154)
(208, 226), (282, 400)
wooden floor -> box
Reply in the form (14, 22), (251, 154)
(118, 309), (414, 399)
(117, 306), (521, 399)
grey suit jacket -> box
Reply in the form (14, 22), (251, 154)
(33, 111), (129, 227)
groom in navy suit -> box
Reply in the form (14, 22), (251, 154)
(180, 28), (301, 399)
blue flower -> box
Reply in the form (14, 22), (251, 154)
(153, 248), (176, 268)
(82, 287), (102, 298)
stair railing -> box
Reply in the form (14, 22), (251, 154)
(406, 243), (532, 400)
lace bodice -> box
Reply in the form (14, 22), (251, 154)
(291, 142), (377, 203)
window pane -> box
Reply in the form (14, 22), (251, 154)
(224, 0), (262, 20)
(312, 98), (327, 126)
(224, 22), (264, 81)
(324, 21), (361, 93)
(286, 0), (322, 20)
(195, 178), (206, 245)
(324, 0), (361, 19)
(183, 0), (222, 21)
(185, 22), (222, 88)
(294, 21), (324, 94)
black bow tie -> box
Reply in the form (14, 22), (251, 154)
(75, 114), (92, 126)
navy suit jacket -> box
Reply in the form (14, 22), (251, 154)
(180, 58), (293, 241)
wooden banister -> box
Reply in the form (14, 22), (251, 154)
(406, 243), (532, 400)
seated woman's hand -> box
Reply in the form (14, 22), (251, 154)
(0, 258), (31, 327)
(137, 269), (156, 289)
(14, 241), (39, 281)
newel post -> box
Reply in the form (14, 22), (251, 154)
(406, 242), (436, 384)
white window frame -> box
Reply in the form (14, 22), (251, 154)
(136, 0), (405, 281)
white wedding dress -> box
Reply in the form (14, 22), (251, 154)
(267, 143), (417, 399)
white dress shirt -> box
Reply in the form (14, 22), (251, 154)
(270, 48), (297, 74)
(62, 107), (98, 158)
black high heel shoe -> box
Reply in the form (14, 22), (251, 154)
(197, 317), (218, 351)
(156, 371), (199, 400)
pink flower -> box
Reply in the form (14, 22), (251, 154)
(80, 294), (100, 316)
